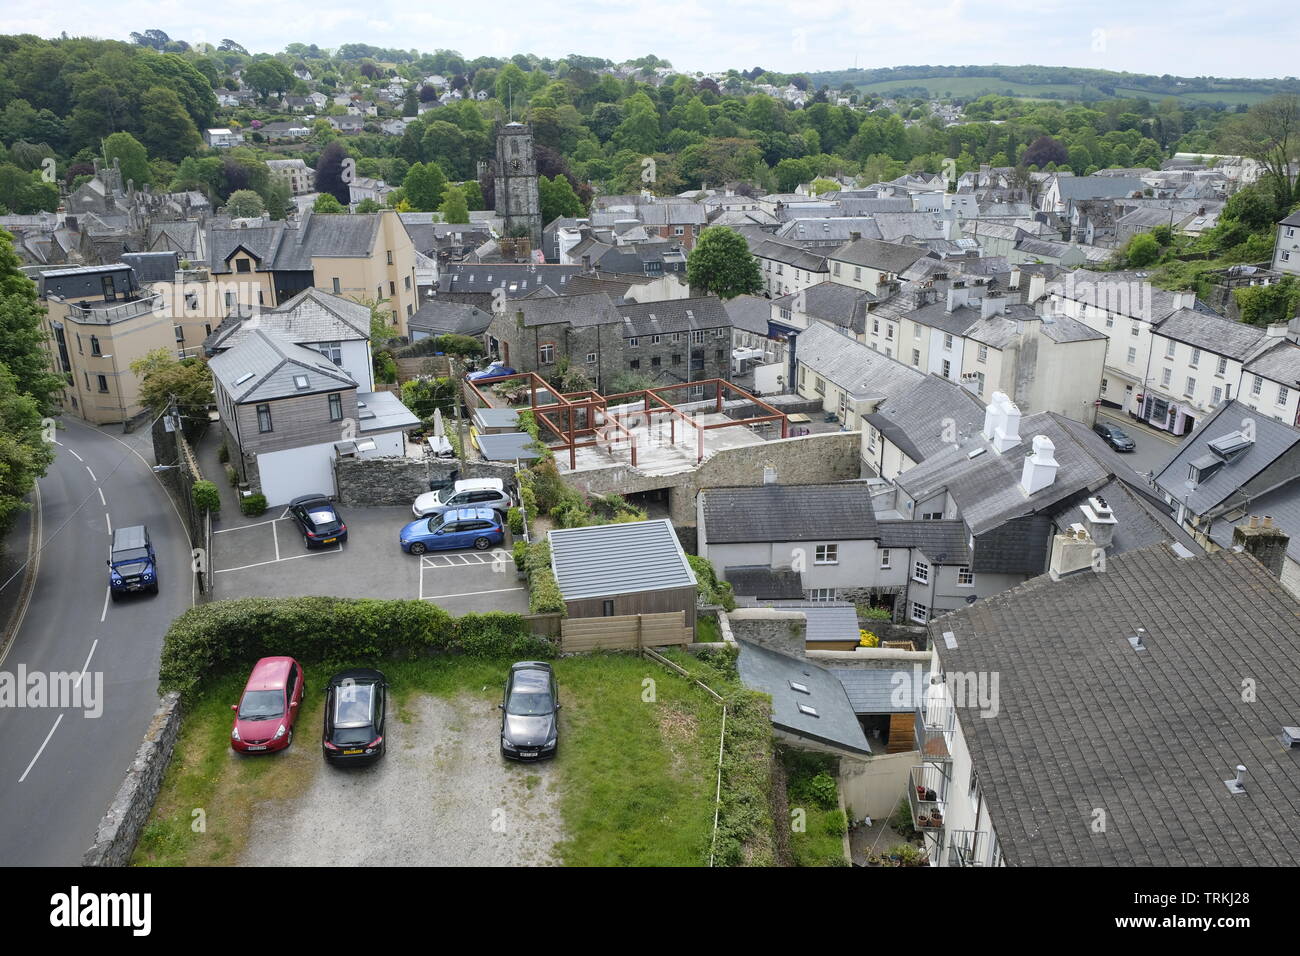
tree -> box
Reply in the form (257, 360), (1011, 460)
(434, 334), (484, 359)
(313, 193), (346, 213)
(244, 60), (294, 102)
(314, 142), (352, 204)
(354, 197), (381, 213)
(224, 189), (265, 218)
(538, 174), (584, 224)
(128, 349), (213, 415)
(1021, 135), (1068, 168)
(1226, 95), (1300, 213)
(403, 161), (447, 211)
(1236, 276), (1300, 327)
(0, 362), (55, 535)
(686, 226), (763, 300)
(138, 87), (202, 162)
(460, 179), (484, 210)
(0, 230), (63, 411)
(0, 165), (58, 214)
(439, 184), (470, 224)
(1124, 232), (1160, 267)
(102, 132), (151, 187)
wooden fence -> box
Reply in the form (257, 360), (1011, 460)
(559, 611), (692, 653)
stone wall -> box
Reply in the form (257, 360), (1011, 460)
(334, 454), (521, 507)
(83, 692), (182, 867)
(563, 430), (861, 529)
(727, 608), (807, 658)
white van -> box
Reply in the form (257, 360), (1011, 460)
(411, 477), (511, 517)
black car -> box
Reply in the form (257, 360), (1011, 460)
(288, 494), (348, 548)
(1093, 421), (1136, 452)
(323, 669), (387, 763)
(499, 662), (559, 760)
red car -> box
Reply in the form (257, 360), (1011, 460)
(230, 657), (305, 754)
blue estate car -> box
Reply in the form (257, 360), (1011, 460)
(399, 507), (505, 555)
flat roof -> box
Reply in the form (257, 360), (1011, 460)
(549, 519), (695, 601)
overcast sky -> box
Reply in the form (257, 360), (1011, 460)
(2, 0), (1296, 79)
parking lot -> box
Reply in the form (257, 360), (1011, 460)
(212, 504), (529, 615)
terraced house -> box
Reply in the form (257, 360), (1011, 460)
(205, 209), (420, 335)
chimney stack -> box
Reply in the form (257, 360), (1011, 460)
(1027, 273), (1046, 304)
(1020, 435), (1059, 495)
(849, 230), (862, 241)
(983, 391), (1022, 454)
(1173, 290), (1197, 311)
(581, 254), (592, 274)
(946, 284), (971, 313)
(1049, 523), (1096, 580)
(1081, 496), (1118, 550)
(980, 294), (1005, 319)
(1232, 515), (1290, 579)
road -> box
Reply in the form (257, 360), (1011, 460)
(0, 418), (192, 866)
(1095, 408), (1186, 478)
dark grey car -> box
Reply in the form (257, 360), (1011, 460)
(499, 662), (559, 760)
(1093, 421), (1136, 452)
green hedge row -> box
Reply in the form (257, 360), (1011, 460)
(160, 597), (553, 699)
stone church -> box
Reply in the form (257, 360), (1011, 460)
(493, 122), (542, 247)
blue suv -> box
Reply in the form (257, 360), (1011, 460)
(400, 507), (504, 555)
(108, 525), (158, 599)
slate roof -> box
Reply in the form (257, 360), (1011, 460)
(864, 375), (986, 464)
(775, 218), (883, 243)
(120, 251), (178, 283)
(1243, 341), (1300, 387)
(355, 390), (420, 433)
(829, 237), (927, 274)
(832, 666), (930, 714)
(437, 263), (582, 296)
(209, 329), (356, 403)
(515, 292), (622, 329)
(896, 411), (1112, 537)
(701, 483), (877, 544)
(476, 431), (543, 462)
(736, 639), (872, 755)
(1055, 175), (1146, 201)
(548, 519), (695, 601)
(407, 300), (493, 338)
(743, 602), (860, 643)
(795, 322), (925, 401)
(618, 296), (731, 336)
(876, 520), (971, 564)
(754, 239), (829, 271)
(774, 282), (878, 334)
(1155, 308), (1268, 361)
(928, 545), (1300, 866)
(205, 288), (370, 353)
(724, 567), (805, 600)
(722, 295), (775, 336)
(1152, 399), (1300, 515)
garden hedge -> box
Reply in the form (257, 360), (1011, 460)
(159, 597), (553, 699)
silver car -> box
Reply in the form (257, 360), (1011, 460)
(411, 479), (512, 517)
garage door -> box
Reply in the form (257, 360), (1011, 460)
(256, 443), (336, 506)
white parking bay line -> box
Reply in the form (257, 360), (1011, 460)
(215, 546), (343, 574)
(422, 586), (527, 601)
(212, 516), (290, 534)
(272, 520), (280, 562)
(19, 715), (63, 783)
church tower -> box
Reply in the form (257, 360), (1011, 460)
(494, 122), (542, 247)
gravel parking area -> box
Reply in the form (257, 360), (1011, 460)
(239, 693), (562, 867)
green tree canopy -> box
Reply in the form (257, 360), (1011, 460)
(686, 226), (763, 300)
(439, 184), (470, 224)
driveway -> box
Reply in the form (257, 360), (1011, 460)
(211, 505), (528, 615)
(239, 693), (562, 866)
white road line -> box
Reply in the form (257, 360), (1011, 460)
(212, 517), (290, 534)
(75, 640), (98, 688)
(422, 586), (527, 601)
(97, 488), (106, 506)
(67, 449), (82, 462)
(100, 587), (110, 623)
(18, 715), (63, 783)
(272, 520), (280, 562)
(85, 465), (96, 481)
(105, 512), (111, 535)
(214, 546), (342, 574)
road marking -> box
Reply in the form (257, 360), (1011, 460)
(97, 488), (106, 506)
(272, 520), (280, 562)
(0, 483), (42, 669)
(18, 715), (63, 783)
(105, 512), (111, 535)
(76, 639), (98, 688)
(85, 465), (96, 481)
(214, 546), (342, 574)
(421, 586), (526, 601)
(67, 449), (83, 462)
(212, 516), (291, 534)
(100, 587), (110, 623)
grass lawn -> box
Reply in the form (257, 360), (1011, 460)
(134, 653), (725, 867)
(780, 747), (848, 867)
(695, 613), (721, 643)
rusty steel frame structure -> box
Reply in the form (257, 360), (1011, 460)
(462, 371), (788, 470)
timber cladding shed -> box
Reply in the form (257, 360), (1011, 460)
(548, 519), (698, 625)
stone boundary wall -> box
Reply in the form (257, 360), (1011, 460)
(82, 692), (182, 867)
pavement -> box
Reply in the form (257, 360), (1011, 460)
(211, 504), (528, 615)
(0, 418), (194, 865)
(1094, 408), (1186, 478)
